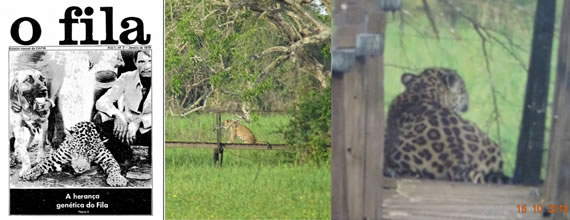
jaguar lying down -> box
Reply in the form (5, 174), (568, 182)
(22, 121), (128, 187)
(384, 68), (506, 184)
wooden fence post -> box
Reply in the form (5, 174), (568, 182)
(214, 112), (223, 166)
(331, 0), (386, 219)
(543, 0), (570, 219)
(513, 0), (557, 185)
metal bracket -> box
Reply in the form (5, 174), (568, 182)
(332, 34), (384, 73)
(356, 33), (384, 57)
(377, 0), (402, 12)
(331, 48), (356, 73)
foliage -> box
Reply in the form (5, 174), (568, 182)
(401, 0), (536, 40)
(282, 81), (331, 165)
(165, 0), (331, 114)
(165, 0), (332, 168)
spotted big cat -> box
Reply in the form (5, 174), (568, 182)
(21, 121), (128, 187)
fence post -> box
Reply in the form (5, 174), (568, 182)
(331, 0), (386, 219)
(543, 1), (570, 219)
(213, 112), (224, 166)
(513, 0), (557, 185)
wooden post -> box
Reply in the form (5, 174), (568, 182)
(213, 112), (223, 166)
(513, 0), (557, 185)
(543, 0), (570, 219)
(550, 0), (570, 153)
(331, 0), (385, 219)
(331, 70), (348, 219)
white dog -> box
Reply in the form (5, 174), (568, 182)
(10, 69), (54, 177)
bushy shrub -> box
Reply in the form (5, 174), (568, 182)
(282, 84), (331, 165)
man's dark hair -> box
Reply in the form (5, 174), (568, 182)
(133, 50), (151, 63)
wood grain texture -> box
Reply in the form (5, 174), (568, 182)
(331, 0), (386, 219)
(543, 1), (570, 219)
(383, 178), (543, 220)
(362, 47), (385, 220)
(343, 53), (366, 220)
(331, 69), (348, 219)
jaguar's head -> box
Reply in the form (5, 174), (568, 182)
(70, 153), (91, 174)
(401, 67), (469, 113)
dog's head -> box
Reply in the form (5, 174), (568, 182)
(10, 69), (53, 118)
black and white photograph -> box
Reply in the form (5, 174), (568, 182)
(8, 48), (154, 215)
(9, 49), (153, 188)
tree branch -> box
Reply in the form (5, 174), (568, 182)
(180, 89), (213, 117)
(472, 15), (502, 145)
(422, 0), (440, 41)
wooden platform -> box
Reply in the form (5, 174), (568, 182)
(382, 178), (544, 220)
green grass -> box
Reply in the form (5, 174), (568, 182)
(165, 113), (330, 219)
(165, 113), (290, 144)
(383, 19), (559, 178)
(165, 148), (331, 219)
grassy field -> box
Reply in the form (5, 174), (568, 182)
(383, 18), (559, 177)
(165, 113), (330, 219)
(165, 113), (290, 144)
(165, 148), (331, 219)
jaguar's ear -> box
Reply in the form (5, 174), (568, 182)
(401, 73), (415, 86)
(445, 72), (459, 89)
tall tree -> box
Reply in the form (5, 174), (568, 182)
(165, 0), (331, 118)
(513, 0), (556, 185)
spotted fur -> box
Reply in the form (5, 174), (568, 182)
(21, 121), (128, 187)
(384, 68), (505, 183)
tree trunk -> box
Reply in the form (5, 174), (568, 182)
(513, 0), (556, 185)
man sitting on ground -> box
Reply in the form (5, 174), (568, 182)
(94, 50), (152, 166)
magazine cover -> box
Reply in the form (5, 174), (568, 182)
(1, 0), (164, 216)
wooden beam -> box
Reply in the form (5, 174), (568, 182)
(165, 141), (290, 150)
(362, 13), (385, 218)
(331, 66), (348, 219)
(331, 0), (386, 219)
(513, 0), (557, 185)
(174, 109), (288, 114)
(343, 42), (366, 219)
(543, 1), (570, 219)
(383, 178), (542, 220)
(549, 1), (570, 151)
